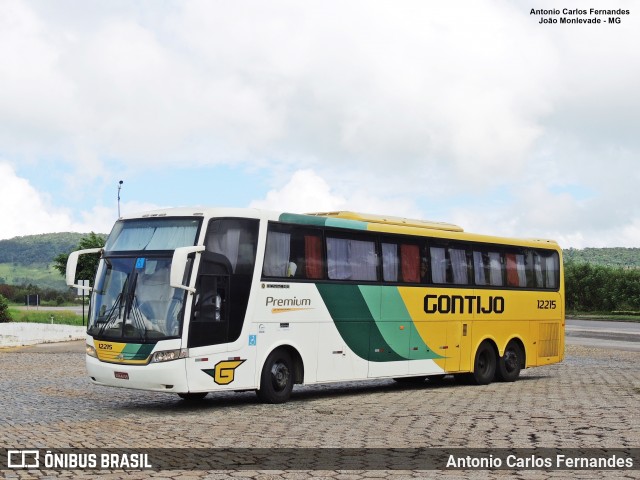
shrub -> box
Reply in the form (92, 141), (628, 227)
(0, 294), (12, 323)
(565, 262), (640, 312)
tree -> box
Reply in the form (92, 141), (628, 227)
(53, 232), (106, 285)
(0, 294), (11, 322)
(565, 262), (640, 312)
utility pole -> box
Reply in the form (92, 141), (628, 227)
(117, 180), (123, 217)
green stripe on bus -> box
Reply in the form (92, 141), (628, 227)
(325, 218), (368, 230)
(279, 213), (368, 230)
(279, 213), (327, 227)
(122, 343), (155, 360)
(380, 287), (443, 360)
(316, 283), (404, 362)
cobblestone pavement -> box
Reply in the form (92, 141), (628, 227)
(0, 342), (638, 479)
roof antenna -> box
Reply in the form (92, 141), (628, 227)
(117, 180), (124, 218)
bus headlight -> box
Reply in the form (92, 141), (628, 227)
(86, 344), (97, 358)
(150, 349), (188, 363)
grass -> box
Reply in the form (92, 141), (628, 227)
(0, 263), (67, 290)
(6, 308), (85, 326)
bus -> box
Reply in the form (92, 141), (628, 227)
(66, 208), (564, 403)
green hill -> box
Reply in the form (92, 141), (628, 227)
(563, 247), (640, 268)
(0, 232), (107, 290)
(1, 233), (639, 291)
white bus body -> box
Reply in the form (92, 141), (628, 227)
(69, 207), (564, 403)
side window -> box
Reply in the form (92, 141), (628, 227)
(400, 244), (421, 283)
(523, 249), (559, 289)
(528, 250), (545, 288)
(263, 229), (292, 277)
(449, 247), (470, 285)
(381, 243), (398, 282)
(206, 218), (259, 275)
(381, 239), (423, 283)
(431, 245), (471, 285)
(473, 250), (504, 287)
(326, 234), (378, 281)
(262, 223), (325, 280)
(538, 250), (559, 289)
(506, 252), (527, 287)
(430, 247), (447, 283)
(524, 250), (539, 288)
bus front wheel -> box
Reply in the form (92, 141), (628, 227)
(469, 341), (497, 385)
(257, 349), (294, 404)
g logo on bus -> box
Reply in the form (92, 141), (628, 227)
(202, 360), (246, 385)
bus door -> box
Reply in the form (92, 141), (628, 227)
(185, 218), (259, 392)
(188, 272), (230, 350)
(185, 262), (257, 391)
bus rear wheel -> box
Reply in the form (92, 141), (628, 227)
(257, 349), (294, 404)
(469, 341), (497, 385)
(496, 341), (523, 382)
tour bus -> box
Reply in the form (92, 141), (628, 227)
(67, 208), (564, 403)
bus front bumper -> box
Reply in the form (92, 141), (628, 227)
(86, 355), (188, 393)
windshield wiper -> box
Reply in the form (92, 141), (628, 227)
(120, 271), (148, 342)
(97, 292), (124, 337)
(128, 294), (148, 342)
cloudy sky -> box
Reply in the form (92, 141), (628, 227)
(1, 0), (638, 248)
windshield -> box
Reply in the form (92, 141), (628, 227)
(105, 217), (201, 252)
(88, 256), (188, 341)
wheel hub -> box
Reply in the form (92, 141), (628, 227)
(270, 362), (290, 391)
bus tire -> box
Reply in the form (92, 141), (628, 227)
(178, 392), (208, 401)
(470, 341), (497, 385)
(257, 349), (294, 404)
(496, 341), (523, 382)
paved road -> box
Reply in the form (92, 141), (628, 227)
(1, 337), (639, 478)
(567, 318), (640, 333)
(566, 319), (640, 352)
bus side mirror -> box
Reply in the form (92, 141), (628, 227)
(170, 246), (205, 293)
(66, 248), (103, 290)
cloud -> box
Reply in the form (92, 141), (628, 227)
(0, 162), (115, 239)
(0, 1), (637, 247)
(249, 170), (346, 213)
(250, 169), (426, 219)
(253, 168), (640, 249)
(0, 2), (557, 178)
(448, 179), (640, 249)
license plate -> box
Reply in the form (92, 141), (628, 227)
(114, 371), (129, 380)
